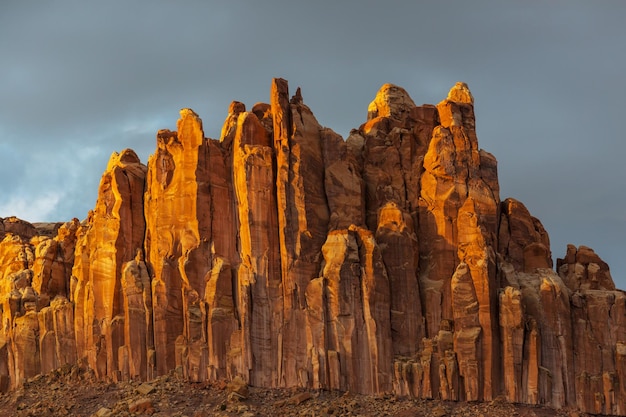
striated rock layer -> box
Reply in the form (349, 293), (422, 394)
(1, 80), (625, 415)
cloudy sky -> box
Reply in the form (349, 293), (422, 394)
(1, 1), (625, 287)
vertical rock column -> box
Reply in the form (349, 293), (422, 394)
(270, 79), (329, 387)
(37, 296), (77, 374)
(72, 149), (147, 381)
(498, 200), (575, 408)
(206, 108), (243, 380)
(499, 286), (524, 403)
(359, 85), (428, 359)
(120, 253), (153, 380)
(0, 237), (37, 389)
(31, 220), (79, 375)
(558, 246), (626, 414)
(418, 83), (500, 400)
(232, 111), (283, 386)
(361, 85), (412, 231)
(144, 110), (212, 380)
(375, 203), (423, 356)
(455, 196), (499, 401)
(311, 227), (393, 394)
(450, 262), (481, 401)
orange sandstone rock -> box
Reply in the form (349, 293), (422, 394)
(0, 80), (625, 416)
(0, 218), (80, 390)
(72, 149), (148, 381)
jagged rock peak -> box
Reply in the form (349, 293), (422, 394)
(220, 101), (247, 144)
(176, 107), (204, 149)
(446, 81), (474, 104)
(367, 83), (416, 121)
(0, 216), (38, 241)
(179, 107), (200, 119)
(229, 101), (246, 113)
(291, 86), (303, 104)
(557, 244), (615, 291)
(106, 148), (141, 171)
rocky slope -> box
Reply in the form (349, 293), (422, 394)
(0, 79), (624, 415)
(0, 364), (589, 417)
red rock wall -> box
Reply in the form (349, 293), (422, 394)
(1, 80), (625, 415)
(72, 149), (148, 381)
(0, 219), (79, 390)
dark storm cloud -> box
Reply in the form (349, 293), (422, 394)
(1, 1), (625, 286)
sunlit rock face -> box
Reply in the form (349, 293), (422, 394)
(0, 218), (79, 390)
(72, 149), (148, 381)
(0, 80), (625, 415)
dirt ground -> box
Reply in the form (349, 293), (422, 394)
(0, 366), (600, 417)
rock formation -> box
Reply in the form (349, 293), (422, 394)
(0, 79), (624, 415)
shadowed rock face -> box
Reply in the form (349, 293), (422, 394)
(0, 80), (624, 415)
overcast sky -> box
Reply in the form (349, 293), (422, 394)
(1, 1), (625, 288)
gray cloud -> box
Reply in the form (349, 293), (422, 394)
(1, 1), (625, 287)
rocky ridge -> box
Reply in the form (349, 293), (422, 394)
(0, 79), (624, 415)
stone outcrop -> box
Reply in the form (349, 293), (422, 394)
(0, 218), (79, 391)
(72, 149), (148, 381)
(0, 79), (624, 415)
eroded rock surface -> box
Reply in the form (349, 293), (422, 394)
(0, 80), (624, 415)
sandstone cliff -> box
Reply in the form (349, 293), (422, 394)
(0, 80), (624, 415)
